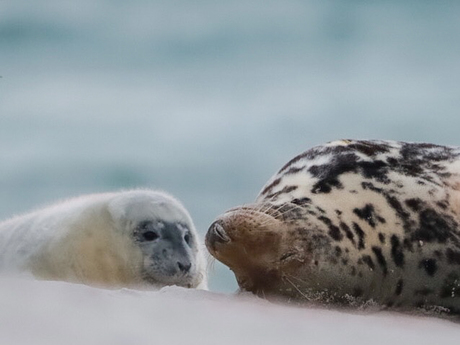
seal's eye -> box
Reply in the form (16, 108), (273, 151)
(184, 233), (191, 246)
(143, 231), (159, 241)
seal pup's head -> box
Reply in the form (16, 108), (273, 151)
(109, 190), (207, 289)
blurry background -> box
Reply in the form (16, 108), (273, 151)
(1, 0), (459, 292)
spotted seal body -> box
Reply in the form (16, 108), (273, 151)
(0, 190), (207, 289)
(206, 140), (460, 314)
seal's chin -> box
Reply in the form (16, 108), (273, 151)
(142, 262), (199, 288)
(206, 206), (289, 297)
(142, 271), (197, 288)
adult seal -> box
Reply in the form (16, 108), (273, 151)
(0, 190), (207, 289)
(206, 140), (460, 314)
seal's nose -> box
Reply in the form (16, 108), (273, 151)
(206, 221), (231, 252)
(177, 261), (191, 273)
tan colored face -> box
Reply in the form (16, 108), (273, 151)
(206, 205), (308, 297)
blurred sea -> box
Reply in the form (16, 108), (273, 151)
(1, 0), (460, 292)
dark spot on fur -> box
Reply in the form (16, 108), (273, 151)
(291, 197), (312, 206)
(419, 258), (437, 277)
(446, 248), (460, 265)
(328, 226), (343, 241)
(390, 235), (405, 268)
(387, 157), (398, 165)
(372, 246), (388, 276)
(353, 204), (376, 228)
(362, 255), (375, 270)
(335, 246), (342, 257)
(340, 222), (355, 245)
(378, 233), (385, 244)
(267, 185), (299, 199)
(336, 210), (343, 216)
(405, 198), (425, 212)
(361, 181), (384, 194)
(351, 266), (356, 276)
(278, 185), (298, 194)
(353, 204), (386, 228)
(348, 141), (391, 157)
(261, 177), (281, 196)
(342, 259), (348, 265)
(316, 207), (326, 214)
(318, 216), (332, 226)
(395, 279), (404, 296)
(437, 201), (449, 210)
(359, 160), (391, 184)
(309, 153), (359, 194)
(385, 195), (411, 224)
(352, 222), (365, 250)
(311, 179), (340, 194)
(412, 209), (458, 243)
(285, 166), (304, 175)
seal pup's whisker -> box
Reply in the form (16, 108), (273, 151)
(206, 253), (216, 273)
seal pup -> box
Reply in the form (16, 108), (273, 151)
(206, 140), (460, 314)
(0, 189), (207, 289)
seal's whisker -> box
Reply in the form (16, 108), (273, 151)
(284, 276), (310, 301)
(284, 274), (308, 284)
(206, 253), (216, 273)
(256, 201), (275, 214)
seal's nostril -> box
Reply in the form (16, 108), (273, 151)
(207, 221), (231, 246)
(178, 262), (191, 273)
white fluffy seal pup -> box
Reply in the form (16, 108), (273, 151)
(0, 190), (207, 289)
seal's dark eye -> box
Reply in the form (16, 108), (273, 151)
(184, 233), (191, 245)
(143, 231), (159, 241)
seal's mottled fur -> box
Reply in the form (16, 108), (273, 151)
(207, 140), (460, 314)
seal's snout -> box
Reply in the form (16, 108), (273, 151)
(206, 221), (231, 252)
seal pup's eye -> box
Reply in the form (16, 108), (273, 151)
(184, 233), (191, 245)
(143, 231), (159, 241)
(136, 222), (159, 242)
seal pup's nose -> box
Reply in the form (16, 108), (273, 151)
(177, 261), (192, 273)
(206, 221), (231, 251)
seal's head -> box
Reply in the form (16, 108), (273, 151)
(109, 191), (207, 289)
(206, 203), (321, 299)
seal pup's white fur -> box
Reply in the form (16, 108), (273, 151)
(0, 190), (207, 289)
